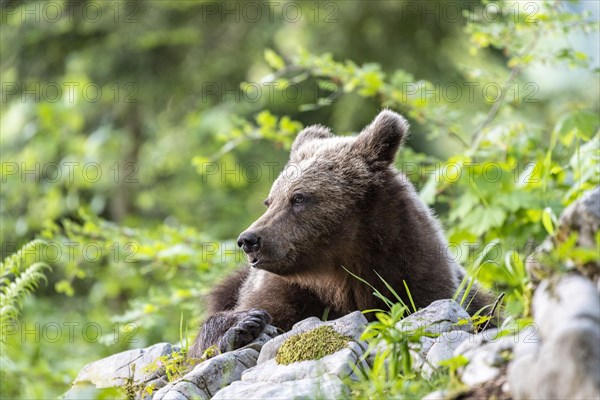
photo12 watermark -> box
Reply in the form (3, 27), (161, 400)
(194, 160), (541, 185)
(0, 239), (250, 266)
(398, 1), (540, 24)
(1, 82), (139, 104)
(1, 1), (139, 24)
(400, 81), (539, 104)
(1, 321), (140, 344)
(198, 2), (339, 23)
(2, 162), (139, 184)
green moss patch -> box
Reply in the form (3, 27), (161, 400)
(275, 325), (352, 365)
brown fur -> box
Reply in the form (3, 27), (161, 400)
(188, 110), (492, 358)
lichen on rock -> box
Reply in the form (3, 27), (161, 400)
(275, 325), (351, 365)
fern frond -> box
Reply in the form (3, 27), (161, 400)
(1, 262), (49, 326)
(0, 241), (51, 335)
(0, 239), (47, 278)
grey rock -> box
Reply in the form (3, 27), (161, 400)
(154, 328), (282, 400)
(159, 393), (183, 400)
(460, 351), (504, 387)
(66, 342), (178, 397)
(509, 274), (600, 399)
(243, 343), (363, 383)
(66, 317), (280, 399)
(422, 330), (473, 377)
(409, 335), (436, 370)
(417, 335), (437, 357)
(213, 312), (368, 399)
(453, 328), (503, 356)
(583, 186), (600, 219)
(397, 299), (473, 334)
(458, 336), (515, 361)
(533, 274), (600, 337)
(568, 186), (600, 244)
(368, 301), (472, 372)
(257, 311), (368, 364)
(414, 327), (520, 388)
(161, 383), (203, 400)
(510, 336), (539, 360)
(213, 375), (347, 399)
(154, 346), (260, 400)
(457, 333), (514, 387)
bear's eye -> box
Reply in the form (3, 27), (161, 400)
(291, 193), (305, 205)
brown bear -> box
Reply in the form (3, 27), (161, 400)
(188, 110), (492, 358)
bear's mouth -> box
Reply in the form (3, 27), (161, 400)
(248, 253), (260, 267)
(246, 251), (288, 270)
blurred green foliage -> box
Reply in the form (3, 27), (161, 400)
(1, 0), (598, 398)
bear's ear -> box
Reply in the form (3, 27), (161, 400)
(353, 109), (409, 165)
(291, 125), (333, 153)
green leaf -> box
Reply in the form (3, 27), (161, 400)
(461, 206), (506, 236)
(438, 354), (469, 369)
(264, 49), (285, 70)
(449, 192), (479, 222)
(541, 207), (555, 235)
(55, 280), (74, 297)
(555, 110), (600, 141)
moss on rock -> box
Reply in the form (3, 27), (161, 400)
(275, 325), (351, 365)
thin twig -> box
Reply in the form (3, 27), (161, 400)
(469, 1), (562, 154)
(470, 66), (522, 153)
(482, 292), (505, 331)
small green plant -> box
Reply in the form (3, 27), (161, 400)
(1, 240), (50, 352)
(142, 349), (191, 387)
(541, 232), (600, 279)
(121, 364), (137, 400)
(341, 267), (416, 313)
(346, 265), (496, 397)
(163, 350), (189, 382)
(275, 326), (351, 365)
(438, 355), (469, 387)
(342, 268), (437, 395)
(201, 344), (220, 361)
(351, 296), (438, 398)
(361, 303), (416, 377)
(142, 313), (195, 394)
(352, 313), (441, 399)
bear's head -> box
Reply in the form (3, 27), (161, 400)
(236, 110), (409, 277)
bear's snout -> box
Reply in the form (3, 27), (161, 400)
(237, 231), (262, 256)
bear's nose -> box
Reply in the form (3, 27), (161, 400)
(237, 231), (261, 253)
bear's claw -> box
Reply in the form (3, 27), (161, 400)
(217, 309), (271, 353)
